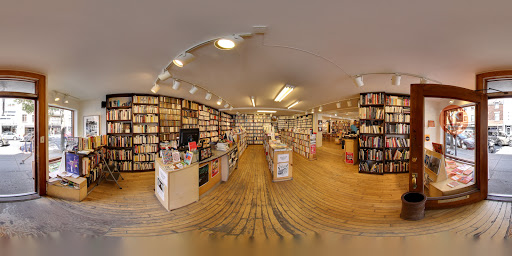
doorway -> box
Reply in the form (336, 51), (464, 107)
(0, 71), (47, 200)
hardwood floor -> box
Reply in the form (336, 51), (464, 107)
(1, 140), (511, 239)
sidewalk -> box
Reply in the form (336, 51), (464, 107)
(0, 140), (35, 195)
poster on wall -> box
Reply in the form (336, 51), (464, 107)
(345, 152), (354, 164)
(84, 115), (100, 137)
(199, 163), (209, 187)
(65, 152), (80, 176)
(276, 163), (289, 178)
(211, 159), (219, 178)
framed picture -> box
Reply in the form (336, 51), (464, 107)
(84, 115), (100, 137)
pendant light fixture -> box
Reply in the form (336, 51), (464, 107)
(391, 74), (401, 86)
(189, 85), (198, 94)
(151, 83), (161, 93)
(205, 92), (212, 100)
(173, 52), (195, 67)
(172, 79), (181, 90)
(158, 70), (172, 81)
(214, 34), (244, 50)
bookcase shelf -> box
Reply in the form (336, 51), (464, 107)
(358, 92), (410, 174)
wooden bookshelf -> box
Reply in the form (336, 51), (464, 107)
(182, 99), (198, 129)
(280, 128), (316, 160)
(220, 112), (233, 137)
(358, 92), (410, 174)
(106, 94), (134, 172)
(132, 95), (159, 171)
(159, 96), (181, 142)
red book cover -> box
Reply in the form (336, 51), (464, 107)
(463, 169), (473, 176)
(458, 176), (474, 184)
(452, 168), (463, 175)
(451, 175), (462, 181)
(188, 141), (197, 151)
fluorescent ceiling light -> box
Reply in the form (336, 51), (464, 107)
(151, 83), (161, 93)
(217, 98), (222, 105)
(158, 70), (172, 81)
(173, 52), (195, 67)
(214, 34), (244, 50)
(189, 85), (198, 94)
(172, 80), (181, 90)
(205, 92), (212, 100)
(354, 75), (364, 87)
(257, 110), (276, 113)
(274, 84), (295, 102)
(251, 96), (255, 107)
(392, 74), (401, 86)
(287, 101), (300, 109)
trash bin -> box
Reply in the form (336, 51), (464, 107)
(400, 192), (426, 221)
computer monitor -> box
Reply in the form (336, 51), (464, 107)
(179, 128), (199, 149)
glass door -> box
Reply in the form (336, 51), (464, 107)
(410, 84), (487, 209)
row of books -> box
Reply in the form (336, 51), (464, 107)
(160, 127), (180, 133)
(160, 109), (181, 115)
(182, 100), (199, 110)
(107, 149), (132, 160)
(134, 162), (155, 170)
(107, 109), (131, 120)
(160, 133), (179, 141)
(360, 123), (384, 134)
(359, 162), (383, 174)
(160, 114), (181, 121)
(385, 149), (409, 161)
(109, 161), (132, 171)
(159, 103), (181, 109)
(385, 106), (409, 113)
(359, 149), (384, 161)
(134, 144), (158, 153)
(108, 98), (131, 108)
(133, 114), (158, 123)
(133, 105), (158, 114)
(160, 120), (181, 127)
(133, 124), (158, 133)
(385, 113), (410, 122)
(134, 134), (158, 144)
(385, 137), (409, 147)
(133, 96), (158, 104)
(159, 96), (180, 104)
(359, 135), (383, 148)
(107, 123), (131, 133)
(359, 107), (385, 119)
(386, 123), (410, 134)
(360, 93), (385, 105)
(134, 153), (156, 162)
(386, 96), (410, 106)
(67, 135), (107, 151)
(108, 136), (132, 147)
(385, 162), (409, 173)
(183, 117), (198, 124)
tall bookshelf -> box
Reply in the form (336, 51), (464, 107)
(159, 96), (181, 143)
(277, 116), (297, 130)
(297, 114), (313, 130)
(132, 95), (159, 171)
(182, 100), (199, 129)
(358, 92), (410, 175)
(198, 104), (211, 143)
(209, 108), (220, 142)
(106, 94), (134, 171)
(220, 112), (233, 136)
(280, 128), (316, 160)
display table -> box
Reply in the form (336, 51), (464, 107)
(343, 136), (359, 165)
(155, 144), (238, 211)
(264, 134), (293, 182)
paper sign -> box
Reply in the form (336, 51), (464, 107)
(310, 144), (316, 155)
(277, 163), (289, 178)
(158, 168), (168, 186)
(157, 178), (165, 200)
(345, 152), (354, 164)
(277, 154), (289, 163)
(211, 159), (219, 178)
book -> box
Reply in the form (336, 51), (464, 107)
(463, 169), (474, 176)
(458, 176), (474, 184)
(172, 151), (180, 163)
(447, 181), (460, 188)
(184, 151), (193, 165)
(161, 150), (172, 164)
(188, 141), (197, 151)
(451, 175), (462, 181)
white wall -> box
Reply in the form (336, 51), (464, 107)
(78, 99), (106, 137)
(424, 98), (449, 151)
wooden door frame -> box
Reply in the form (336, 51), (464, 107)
(410, 84), (487, 209)
(0, 70), (47, 196)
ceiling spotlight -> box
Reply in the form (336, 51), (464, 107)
(449, 100), (454, 104)
(257, 110), (276, 113)
(189, 85), (198, 94)
(151, 83), (161, 93)
(54, 91), (60, 102)
(319, 106), (323, 112)
(354, 75), (364, 87)
(217, 98), (223, 105)
(224, 103), (230, 108)
(173, 52), (195, 67)
(214, 34), (244, 50)
(335, 113), (337, 116)
(251, 96), (255, 107)
(205, 92), (212, 100)
(347, 100), (352, 107)
(420, 77), (428, 84)
(172, 80), (181, 90)
(392, 74), (401, 86)
(336, 102), (341, 108)
(311, 109), (315, 113)
(275, 84), (295, 102)
(287, 101), (300, 109)
(63, 95), (69, 104)
(229, 106), (233, 111)
(158, 70), (172, 81)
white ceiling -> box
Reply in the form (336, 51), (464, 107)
(2, 0), (512, 115)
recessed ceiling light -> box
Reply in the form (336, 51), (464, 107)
(335, 113), (337, 116)
(172, 80), (181, 90)
(173, 52), (195, 67)
(151, 83), (161, 93)
(287, 101), (300, 109)
(257, 110), (276, 113)
(214, 34), (244, 50)
(275, 84), (295, 102)
(251, 96), (255, 107)
(158, 70), (172, 81)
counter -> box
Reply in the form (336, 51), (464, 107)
(264, 134), (293, 182)
(343, 137), (359, 165)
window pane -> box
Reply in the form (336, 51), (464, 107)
(48, 107), (73, 160)
(0, 80), (36, 94)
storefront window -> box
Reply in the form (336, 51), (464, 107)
(48, 106), (73, 160)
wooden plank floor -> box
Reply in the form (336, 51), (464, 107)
(39, 141), (512, 238)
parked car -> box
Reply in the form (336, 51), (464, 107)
(489, 139), (496, 153)
(2, 132), (21, 140)
(457, 134), (475, 150)
(494, 131), (510, 146)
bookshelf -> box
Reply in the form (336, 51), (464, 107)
(277, 116), (297, 130)
(297, 114), (313, 130)
(358, 92), (410, 174)
(159, 96), (181, 143)
(132, 95), (159, 171)
(106, 94), (134, 172)
(182, 99), (199, 129)
(242, 114), (271, 144)
(220, 112), (233, 137)
(199, 104), (211, 143)
(209, 108), (220, 142)
(280, 128), (316, 160)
